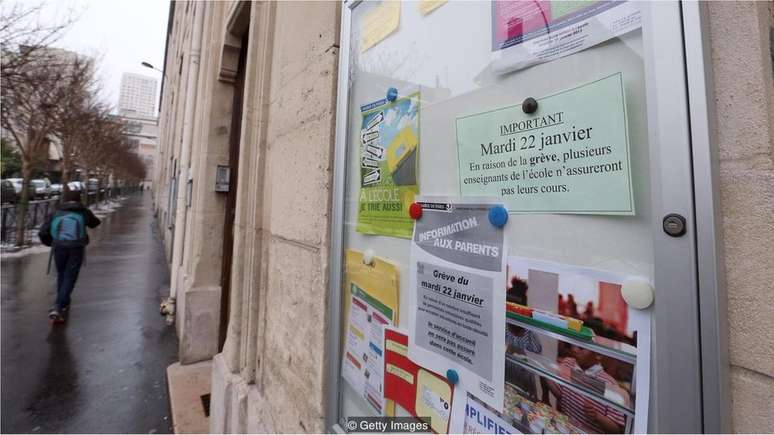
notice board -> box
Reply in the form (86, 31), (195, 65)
(329, 1), (703, 433)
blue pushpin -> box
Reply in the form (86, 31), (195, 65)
(386, 87), (398, 102)
(446, 369), (459, 385)
(488, 205), (508, 227)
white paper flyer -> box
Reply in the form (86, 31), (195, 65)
(341, 283), (395, 413)
(491, 1), (642, 75)
(407, 197), (507, 411)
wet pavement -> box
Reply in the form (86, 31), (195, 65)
(1, 193), (178, 433)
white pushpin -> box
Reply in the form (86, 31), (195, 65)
(621, 280), (654, 309)
(363, 249), (375, 266)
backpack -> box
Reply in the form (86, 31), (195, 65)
(50, 211), (87, 247)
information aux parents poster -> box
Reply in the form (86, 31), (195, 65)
(357, 92), (420, 239)
(407, 197), (506, 411)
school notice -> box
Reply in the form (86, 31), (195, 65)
(456, 73), (634, 215)
(407, 198), (506, 411)
(341, 250), (400, 414)
(490, 0), (641, 74)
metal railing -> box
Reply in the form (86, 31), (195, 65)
(1, 186), (142, 245)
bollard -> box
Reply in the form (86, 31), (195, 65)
(1, 208), (6, 242)
(30, 202), (38, 228)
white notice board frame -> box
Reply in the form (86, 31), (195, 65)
(324, 1), (729, 433)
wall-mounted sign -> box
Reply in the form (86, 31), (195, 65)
(215, 165), (230, 192)
(456, 73), (634, 215)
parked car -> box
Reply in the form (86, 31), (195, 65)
(50, 183), (62, 196)
(67, 181), (86, 192)
(6, 178), (23, 194)
(87, 178), (99, 193)
(30, 179), (51, 199)
(1, 180), (18, 204)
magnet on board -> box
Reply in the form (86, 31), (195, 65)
(446, 369), (459, 385)
(488, 205), (508, 227)
(409, 202), (423, 220)
(387, 87), (398, 102)
(522, 97), (538, 114)
(363, 249), (375, 266)
(621, 280), (654, 309)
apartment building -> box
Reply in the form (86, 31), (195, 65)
(119, 72), (158, 118)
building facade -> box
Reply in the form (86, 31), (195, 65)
(153, 1), (773, 433)
(116, 113), (158, 188)
(119, 72), (158, 118)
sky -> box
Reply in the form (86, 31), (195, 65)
(34, 0), (170, 114)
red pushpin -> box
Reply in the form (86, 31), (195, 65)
(409, 202), (423, 220)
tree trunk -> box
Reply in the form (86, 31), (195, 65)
(81, 165), (88, 205)
(61, 133), (78, 186)
(14, 159), (32, 246)
(61, 146), (70, 185)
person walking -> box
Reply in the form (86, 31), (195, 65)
(39, 188), (101, 322)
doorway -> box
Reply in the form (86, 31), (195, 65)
(219, 31), (249, 351)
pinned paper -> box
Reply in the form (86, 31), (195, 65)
(361, 1), (400, 52)
(341, 250), (400, 414)
(384, 328), (453, 434)
(418, 0), (447, 16)
(357, 92), (420, 238)
(501, 256), (652, 433)
(456, 73), (635, 215)
(407, 198), (507, 411)
(415, 370), (452, 430)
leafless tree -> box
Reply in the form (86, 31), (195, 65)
(106, 137), (146, 185)
(51, 56), (99, 184)
(2, 2), (147, 244)
(1, 52), (77, 244)
(70, 105), (121, 186)
(0, 1), (77, 81)
(1, 1), (77, 245)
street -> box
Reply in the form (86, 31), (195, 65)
(1, 193), (178, 433)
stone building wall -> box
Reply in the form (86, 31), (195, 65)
(211, 2), (340, 432)
(707, 1), (774, 432)
(154, 2), (339, 430)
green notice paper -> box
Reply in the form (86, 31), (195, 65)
(550, 0), (594, 19)
(456, 73), (634, 215)
(357, 92), (420, 238)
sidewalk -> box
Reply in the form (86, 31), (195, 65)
(1, 193), (178, 433)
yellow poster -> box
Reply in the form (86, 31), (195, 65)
(415, 369), (453, 433)
(418, 0), (447, 16)
(361, 1), (400, 52)
(384, 326), (455, 433)
(341, 250), (400, 414)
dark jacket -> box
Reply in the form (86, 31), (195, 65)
(39, 201), (101, 247)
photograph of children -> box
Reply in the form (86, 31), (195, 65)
(505, 256), (637, 353)
(499, 256), (645, 434)
(502, 361), (632, 434)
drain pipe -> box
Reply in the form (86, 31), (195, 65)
(166, 2), (206, 321)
